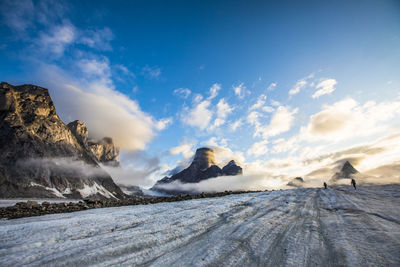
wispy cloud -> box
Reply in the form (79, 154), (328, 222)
(208, 83), (221, 100)
(141, 65), (161, 79)
(312, 78), (337, 98)
(233, 82), (250, 98)
(173, 88), (191, 99)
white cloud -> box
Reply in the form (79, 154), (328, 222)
(208, 83), (221, 100)
(155, 117), (173, 130)
(302, 97), (400, 142)
(289, 79), (306, 95)
(233, 82), (249, 98)
(250, 94), (267, 110)
(312, 78), (337, 98)
(79, 27), (114, 51)
(270, 100), (280, 107)
(169, 141), (195, 159)
(230, 119), (243, 131)
(262, 106), (275, 113)
(249, 94), (274, 113)
(173, 88), (191, 99)
(210, 98), (233, 129)
(247, 111), (260, 125)
(35, 63), (167, 151)
(78, 58), (111, 77)
(181, 100), (212, 130)
(37, 22), (76, 57)
(267, 82), (277, 91)
(192, 94), (203, 103)
(216, 98), (233, 119)
(247, 140), (269, 157)
(272, 137), (299, 154)
(252, 106), (299, 139)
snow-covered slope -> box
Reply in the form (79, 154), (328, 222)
(1, 185), (399, 266)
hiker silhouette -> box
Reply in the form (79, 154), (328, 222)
(351, 178), (356, 190)
(323, 182), (327, 189)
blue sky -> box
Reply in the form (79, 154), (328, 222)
(1, 0), (400, 188)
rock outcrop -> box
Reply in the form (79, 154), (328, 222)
(153, 147), (242, 193)
(67, 120), (120, 166)
(222, 160), (243, 176)
(330, 161), (359, 181)
(67, 120), (88, 147)
(0, 82), (124, 199)
(118, 185), (144, 197)
(88, 137), (120, 166)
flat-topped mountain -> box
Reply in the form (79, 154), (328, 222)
(0, 82), (124, 199)
(153, 147), (242, 193)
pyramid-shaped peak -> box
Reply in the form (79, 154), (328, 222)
(339, 161), (359, 178)
(341, 161), (358, 172)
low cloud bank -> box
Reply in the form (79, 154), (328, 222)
(17, 158), (108, 178)
(156, 173), (290, 193)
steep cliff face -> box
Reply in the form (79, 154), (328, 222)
(67, 120), (88, 147)
(0, 82), (124, 199)
(67, 121), (120, 167)
(153, 147), (242, 193)
(88, 137), (120, 166)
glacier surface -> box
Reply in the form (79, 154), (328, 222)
(1, 185), (399, 266)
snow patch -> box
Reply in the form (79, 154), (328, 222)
(77, 182), (116, 199)
(29, 182), (66, 198)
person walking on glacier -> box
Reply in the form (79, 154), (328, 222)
(351, 178), (356, 190)
(323, 182), (327, 189)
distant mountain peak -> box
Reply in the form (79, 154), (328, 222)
(340, 161), (359, 176)
(331, 160), (360, 180)
(153, 147), (242, 193)
(191, 147), (216, 170)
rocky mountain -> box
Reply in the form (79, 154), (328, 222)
(330, 161), (360, 181)
(287, 177), (304, 187)
(153, 147), (242, 193)
(118, 185), (144, 197)
(0, 82), (125, 199)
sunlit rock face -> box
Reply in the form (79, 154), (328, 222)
(68, 120), (120, 167)
(191, 147), (216, 170)
(67, 120), (88, 147)
(153, 147), (242, 193)
(88, 137), (120, 167)
(0, 82), (124, 199)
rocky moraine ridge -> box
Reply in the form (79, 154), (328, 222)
(0, 82), (124, 199)
(153, 147), (243, 193)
